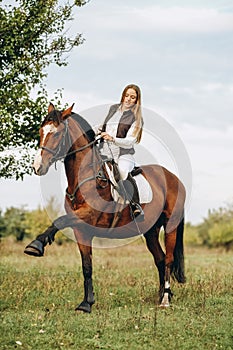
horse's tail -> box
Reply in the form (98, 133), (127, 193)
(172, 216), (186, 283)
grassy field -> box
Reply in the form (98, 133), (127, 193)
(1, 236), (233, 350)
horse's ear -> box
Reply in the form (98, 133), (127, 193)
(48, 103), (55, 114)
(61, 103), (74, 120)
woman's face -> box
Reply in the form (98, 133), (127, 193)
(122, 88), (137, 109)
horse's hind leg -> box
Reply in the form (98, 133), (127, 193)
(159, 229), (177, 308)
(144, 225), (166, 304)
(159, 215), (186, 307)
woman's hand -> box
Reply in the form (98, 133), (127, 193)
(101, 132), (114, 142)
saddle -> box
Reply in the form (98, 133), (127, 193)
(104, 159), (152, 205)
(104, 158), (142, 181)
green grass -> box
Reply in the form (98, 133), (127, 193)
(1, 237), (233, 350)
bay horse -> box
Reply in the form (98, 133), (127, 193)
(24, 103), (186, 313)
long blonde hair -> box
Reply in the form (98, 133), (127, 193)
(120, 84), (144, 143)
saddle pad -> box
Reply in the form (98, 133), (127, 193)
(105, 163), (153, 204)
(134, 173), (153, 204)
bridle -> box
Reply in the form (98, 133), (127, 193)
(40, 118), (108, 202)
(41, 119), (97, 164)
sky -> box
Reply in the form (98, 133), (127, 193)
(1, 0), (233, 224)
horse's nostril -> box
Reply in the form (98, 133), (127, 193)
(32, 165), (41, 175)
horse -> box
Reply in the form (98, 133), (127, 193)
(24, 103), (186, 313)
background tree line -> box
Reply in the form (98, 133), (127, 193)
(184, 203), (233, 251)
(0, 197), (70, 244)
(1, 199), (233, 251)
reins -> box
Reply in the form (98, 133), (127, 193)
(41, 116), (143, 235)
(65, 138), (108, 203)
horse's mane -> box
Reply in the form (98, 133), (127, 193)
(42, 110), (61, 126)
(41, 109), (96, 142)
(71, 112), (96, 142)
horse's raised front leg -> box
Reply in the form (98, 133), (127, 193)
(24, 214), (80, 257)
(75, 232), (95, 313)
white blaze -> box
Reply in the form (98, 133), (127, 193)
(42, 124), (58, 143)
(33, 149), (43, 172)
(33, 123), (58, 173)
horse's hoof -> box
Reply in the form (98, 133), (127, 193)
(159, 293), (170, 308)
(75, 301), (92, 313)
(159, 302), (170, 308)
(24, 240), (44, 257)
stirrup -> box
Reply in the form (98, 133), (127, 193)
(131, 203), (144, 220)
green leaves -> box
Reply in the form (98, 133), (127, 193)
(186, 204), (233, 251)
(0, 0), (86, 179)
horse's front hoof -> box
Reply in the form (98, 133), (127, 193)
(75, 301), (92, 313)
(24, 240), (44, 257)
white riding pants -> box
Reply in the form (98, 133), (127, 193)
(118, 154), (135, 180)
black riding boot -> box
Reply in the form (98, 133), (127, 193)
(127, 174), (144, 220)
(119, 174), (144, 220)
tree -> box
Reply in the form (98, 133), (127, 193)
(184, 222), (202, 246)
(3, 206), (28, 241)
(0, 0), (87, 179)
(24, 206), (52, 239)
(0, 196), (70, 243)
(24, 196), (70, 244)
(196, 204), (233, 251)
(209, 221), (233, 251)
(0, 210), (6, 240)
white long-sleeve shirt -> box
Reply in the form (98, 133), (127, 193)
(98, 108), (137, 161)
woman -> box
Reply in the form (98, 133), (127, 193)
(98, 84), (144, 219)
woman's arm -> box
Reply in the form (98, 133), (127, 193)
(113, 122), (137, 149)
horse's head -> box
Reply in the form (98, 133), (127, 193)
(33, 103), (74, 176)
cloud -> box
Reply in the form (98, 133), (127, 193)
(180, 123), (233, 147)
(71, 3), (233, 94)
(132, 7), (233, 33)
(177, 123), (233, 223)
(160, 82), (233, 96)
(150, 82), (233, 129)
(77, 5), (233, 35)
(161, 86), (195, 95)
(200, 83), (233, 92)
